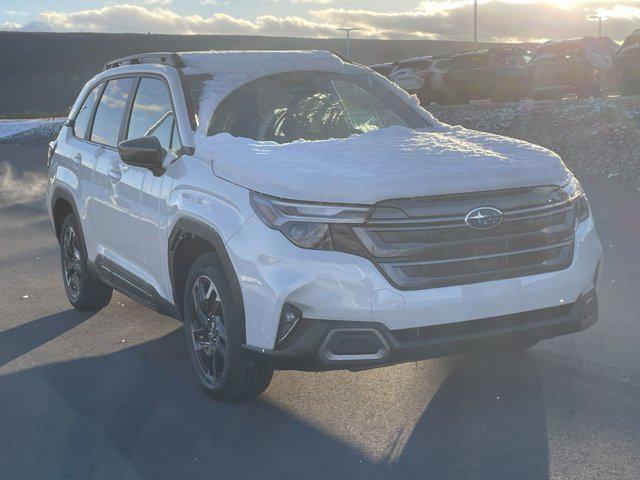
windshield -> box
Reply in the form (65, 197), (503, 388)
(622, 34), (640, 49)
(207, 71), (429, 143)
(532, 44), (584, 63)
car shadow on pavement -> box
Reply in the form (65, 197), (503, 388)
(0, 328), (550, 480)
(387, 351), (549, 479)
(0, 329), (382, 480)
(0, 310), (95, 367)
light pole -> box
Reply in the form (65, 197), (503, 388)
(589, 15), (604, 37)
(337, 27), (359, 60)
(474, 0), (478, 44)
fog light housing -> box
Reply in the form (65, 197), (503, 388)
(277, 304), (302, 346)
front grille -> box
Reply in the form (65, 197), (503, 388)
(339, 186), (577, 290)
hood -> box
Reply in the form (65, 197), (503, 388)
(196, 125), (573, 204)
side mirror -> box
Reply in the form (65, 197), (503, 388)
(118, 136), (165, 176)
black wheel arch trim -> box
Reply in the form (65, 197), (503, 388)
(51, 188), (86, 248)
(168, 217), (246, 331)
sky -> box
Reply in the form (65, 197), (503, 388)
(1, 0), (639, 42)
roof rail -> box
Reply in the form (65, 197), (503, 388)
(104, 52), (184, 71)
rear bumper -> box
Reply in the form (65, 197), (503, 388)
(247, 289), (598, 371)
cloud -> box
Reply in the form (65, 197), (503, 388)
(260, 0), (334, 4)
(311, 2), (640, 41)
(2, 2), (639, 41)
(4, 20), (52, 32)
(19, 4), (338, 37)
(1, 21), (22, 31)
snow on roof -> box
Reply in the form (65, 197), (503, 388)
(180, 50), (364, 133)
(542, 36), (608, 46)
(399, 55), (434, 63)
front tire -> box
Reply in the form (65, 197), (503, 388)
(184, 252), (273, 401)
(59, 214), (112, 311)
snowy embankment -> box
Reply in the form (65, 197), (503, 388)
(0, 118), (65, 145)
(430, 96), (640, 183)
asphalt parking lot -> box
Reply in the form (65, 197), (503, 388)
(1, 144), (639, 480)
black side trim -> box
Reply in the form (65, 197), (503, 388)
(168, 218), (245, 328)
(90, 254), (179, 319)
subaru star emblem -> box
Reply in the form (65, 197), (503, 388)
(465, 207), (503, 229)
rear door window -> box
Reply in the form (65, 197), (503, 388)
(398, 60), (431, 71)
(90, 77), (134, 147)
(73, 83), (101, 139)
(494, 51), (529, 66)
(589, 42), (614, 57)
(533, 45), (584, 63)
(126, 77), (180, 152)
(448, 55), (485, 71)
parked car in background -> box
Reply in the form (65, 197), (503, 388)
(615, 30), (640, 95)
(440, 48), (532, 104)
(388, 55), (451, 104)
(529, 36), (619, 99)
(369, 62), (396, 79)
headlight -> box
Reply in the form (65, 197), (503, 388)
(250, 192), (369, 250)
(562, 177), (590, 223)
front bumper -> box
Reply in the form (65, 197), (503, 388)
(226, 214), (603, 351)
(247, 289), (598, 371)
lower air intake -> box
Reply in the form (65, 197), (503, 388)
(320, 328), (389, 362)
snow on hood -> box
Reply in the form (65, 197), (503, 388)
(196, 125), (573, 204)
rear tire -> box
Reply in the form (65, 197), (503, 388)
(59, 214), (113, 311)
(184, 252), (273, 401)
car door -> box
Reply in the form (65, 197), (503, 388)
(87, 76), (147, 279)
(587, 41), (615, 71)
(446, 55), (485, 99)
(123, 76), (180, 301)
(58, 81), (104, 261)
(490, 50), (530, 98)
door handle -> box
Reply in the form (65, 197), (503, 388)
(108, 167), (122, 182)
(72, 152), (82, 165)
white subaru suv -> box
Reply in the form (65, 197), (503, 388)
(47, 50), (603, 401)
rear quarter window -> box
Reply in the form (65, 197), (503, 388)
(73, 83), (101, 139)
